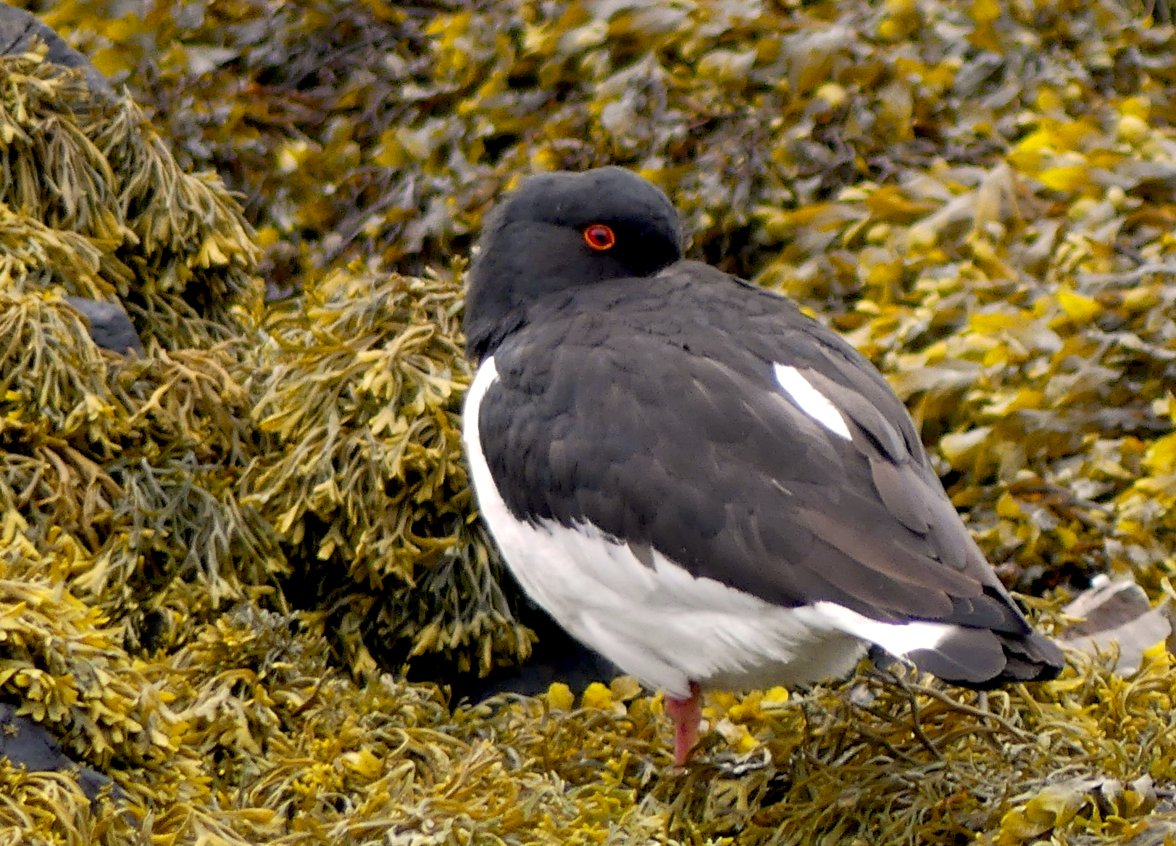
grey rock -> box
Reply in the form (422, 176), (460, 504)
(0, 703), (120, 801)
(1058, 576), (1171, 676)
(65, 296), (145, 355)
(0, 4), (113, 97)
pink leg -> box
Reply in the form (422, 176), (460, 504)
(664, 681), (702, 765)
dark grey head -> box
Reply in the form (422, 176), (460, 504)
(464, 167), (684, 361)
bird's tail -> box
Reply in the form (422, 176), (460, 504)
(905, 627), (1064, 689)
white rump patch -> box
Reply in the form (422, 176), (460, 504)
(773, 363), (852, 441)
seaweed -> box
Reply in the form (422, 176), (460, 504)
(0, 0), (1174, 842)
(243, 265), (528, 677)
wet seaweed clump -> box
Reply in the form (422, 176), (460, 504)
(242, 264), (531, 678)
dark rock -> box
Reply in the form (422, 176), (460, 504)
(0, 703), (120, 801)
(0, 4), (113, 96)
(64, 296), (145, 355)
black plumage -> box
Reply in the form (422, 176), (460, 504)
(462, 167), (1063, 761)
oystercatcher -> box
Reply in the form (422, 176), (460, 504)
(461, 167), (1064, 765)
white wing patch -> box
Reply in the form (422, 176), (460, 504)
(773, 363), (852, 441)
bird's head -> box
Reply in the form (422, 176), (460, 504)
(465, 167), (684, 361)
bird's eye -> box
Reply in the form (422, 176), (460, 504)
(583, 224), (616, 251)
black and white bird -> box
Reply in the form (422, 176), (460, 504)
(461, 167), (1064, 765)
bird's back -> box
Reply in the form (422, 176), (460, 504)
(467, 261), (1063, 695)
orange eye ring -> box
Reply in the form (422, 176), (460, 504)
(583, 224), (616, 251)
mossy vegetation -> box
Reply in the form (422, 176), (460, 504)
(1, 0), (1175, 842)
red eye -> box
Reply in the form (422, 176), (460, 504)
(583, 224), (616, 251)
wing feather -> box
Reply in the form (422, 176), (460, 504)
(478, 265), (1033, 636)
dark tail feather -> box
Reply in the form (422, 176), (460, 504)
(993, 630), (1066, 683)
(906, 628), (1065, 690)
